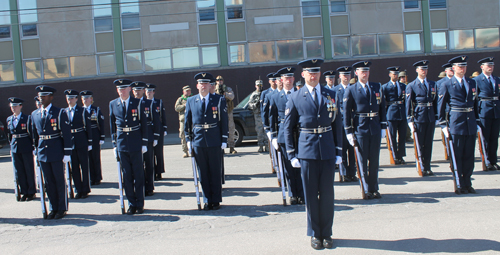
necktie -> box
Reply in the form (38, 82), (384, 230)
(70, 108), (74, 121)
(364, 85), (369, 95)
(122, 101), (127, 114)
(312, 88), (318, 106)
(461, 79), (467, 95)
(13, 116), (18, 128)
(489, 77), (494, 91)
(202, 98), (206, 113)
(286, 90), (291, 100)
(42, 109), (47, 127)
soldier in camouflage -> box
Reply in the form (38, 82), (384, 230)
(215, 76), (237, 153)
(175, 85), (191, 157)
(248, 80), (268, 152)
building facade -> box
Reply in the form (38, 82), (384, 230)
(1, 0), (499, 132)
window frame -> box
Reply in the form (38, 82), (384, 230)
(0, 60), (16, 84)
(402, 0), (420, 10)
(330, 0), (347, 14)
(197, 0), (217, 23)
(301, 0), (322, 17)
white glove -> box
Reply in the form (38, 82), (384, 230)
(63, 155), (71, 163)
(335, 156), (342, 165)
(221, 142), (227, 150)
(266, 132), (272, 141)
(88, 145), (92, 151)
(142, 146), (147, 154)
(33, 150), (36, 156)
(272, 138), (279, 151)
(477, 125), (481, 132)
(408, 122), (415, 133)
(187, 141), (192, 154)
(435, 120), (439, 125)
(164, 131), (167, 136)
(113, 148), (118, 158)
(442, 127), (449, 138)
(346, 133), (355, 146)
(291, 157), (301, 168)
(99, 140), (104, 145)
(381, 130), (386, 139)
(153, 140), (158, 147)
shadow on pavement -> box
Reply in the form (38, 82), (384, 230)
(335, 237), (500, 253)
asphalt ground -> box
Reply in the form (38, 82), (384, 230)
(0, 130), (499, 254)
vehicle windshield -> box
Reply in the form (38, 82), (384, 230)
(235, 93), (252, 109)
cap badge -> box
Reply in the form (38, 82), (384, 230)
(287, 67), (291, 71)
(423, 61), (427, 64)
(364, 62), (368, 65)
(462, 56), (466, 60)
(312, 59), (317, 64)
(202, 73), (206, 77)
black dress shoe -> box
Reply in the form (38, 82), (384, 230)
(54, 211), (66, 219)
(26, 194), (36, 201)
(399, 158), (406, 164)
(427, 170), (434, 176)
(91, 181), (96, 185)
(323, 237), (334, 249)
(467, 187), (476, 194)
(21, 194), (28, 201)
(203, 203), (212, 211)
(364, 192), (374, 200)
(486, 164), (495, 171)
(74, 193), (82, 199)
(343, 176), (351, 182)
(94, 180), (101, 185)
(298, 197), (305, 204)
(145, 190), (154, 197)
(212, 203), (220, 210)
(395, 159), (401, 165)
(47, 211), (57, 219)
(494, 164), (500, 170)
(373, 191), (382, 199)
(156, 174), (163, 180)
(311, 237), (323, 250)
(350, 176), (358, 182)
(136, 207), (144, 214)
(290, 197), (298, 205)
(455, 188), (461, 195)
(127, 206), (137, 215)
(80, 193), (89, 199)
(460, 188), (469, 194)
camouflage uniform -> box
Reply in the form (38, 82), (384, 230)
(175, 95), (189, 154)
(248, 90), (267, 149)
(216, 84), (236, 150)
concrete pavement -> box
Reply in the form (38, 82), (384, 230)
(0, 130), (500, 254)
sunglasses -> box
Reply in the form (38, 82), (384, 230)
(216, 79), (223, 81)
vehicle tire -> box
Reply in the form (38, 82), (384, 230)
(234, 125), (244, 147)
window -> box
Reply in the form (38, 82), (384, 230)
(24, 60), (41, 80)
(197, 0), (216, 22)
(229, 44), (245, 64)
(202, 46), (219, 65)
(405, 33), (421, 52)
(305, 39), (323, 58)
(43, 58), (70, 79)
(98, 54), (115, 74)
(449, 29), (474, 50)
(172, 47), (200, 69)
(429, 0), (446, 9)
(144, 49), (171, 71)
(70, 56), (97, 77)
(124, 52), (143, 72)
(351, 35), (376, 56)
(276, 40), (303, 62)
(378, 33), (404, 54)
(18, 0), (38, 37)
(403, 0), (419, 9)
(332, 36), (349, 56)
(0, 26), (10, 39)
(0, 0), (10, 26)
(302, 0), (321, 16)
(225, 0), (243, 19)
(432, 31), (447, 50)
(475, 27), (499, 49)
(93, 0), (113, 32)
(120, 0), (140, 30)
(331, 0), (346, 13)
(248, 41), (275, 63)
(0, 62), (15, 82)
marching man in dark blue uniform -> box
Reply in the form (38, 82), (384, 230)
(438, 55), (479, 194)
(406, 60), (438, 176)
(284, 59), (342, 250)
(64, 89), (92, 199)
(80, 90), (105, 185)
(344, 61), (387, 199)
(32, 86), (72, 219)
(7, 97), (36, 201)
(185, 72), (228, 210)
(334, 66), (357, 182)
(269, 66), (304, 205)
(131, 81), (161, 197)
(381, 66), (407, 164)
(474, 57), (500, 171)
(109, 79), (148, 214)
(323, 70), (336, 90)
(145, 83), (168, 180)
(263, 73), (279, 141)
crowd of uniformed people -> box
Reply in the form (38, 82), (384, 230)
(5, 54), (500, 250)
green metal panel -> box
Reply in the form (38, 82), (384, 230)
(111, 0), (124, 74)
(9, 0), (23, 83)
(216, 0), (228, 66)
(421, 0), (432, 53)
(320, 0), (332, 59)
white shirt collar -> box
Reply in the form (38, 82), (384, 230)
(42, 103), (52, 113)
(418, 77), (427, 84)
(341, 83), (348, 89)
(359, 81), (368, 87)
(122, 97), (130, 105)
(199, 93), (209, 101)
